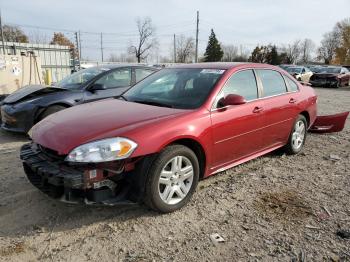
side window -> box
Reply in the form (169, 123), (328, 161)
(284, 76), (299, 92)
(257, 70), (287, 97)
(135, 69), (154, 82)
(220, 70), (258, 101)
(95, 69), (131, 89)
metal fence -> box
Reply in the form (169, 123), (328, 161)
(1, 42), (73, 82)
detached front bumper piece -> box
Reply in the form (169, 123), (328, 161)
(310, 112), (349, 133)
(20, 143), (136, 205)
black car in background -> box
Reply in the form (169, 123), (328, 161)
(1, 65), (157, 133)
(309, 66), (350, 88)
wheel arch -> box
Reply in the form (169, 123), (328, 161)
(300, 110), (310, 127)
(34, 103), (71, 123)
(164, 137), (207, 180)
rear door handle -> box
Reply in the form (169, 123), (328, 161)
(289, 98), (297, 104)
(253, 106), (263, 113)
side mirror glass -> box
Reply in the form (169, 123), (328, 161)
(218, 94), (246, 108)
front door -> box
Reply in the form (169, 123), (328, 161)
(210, 69), (265, 169)
(84, 68), (132, 103)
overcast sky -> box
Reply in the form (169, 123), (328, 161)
(1, 0), (350, 62)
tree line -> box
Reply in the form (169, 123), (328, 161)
(1, 17), (349, 65)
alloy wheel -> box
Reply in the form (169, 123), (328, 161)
(158, 155), (194, 205)
(291, 120), (306, 150)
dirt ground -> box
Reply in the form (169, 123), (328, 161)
(0, 87), (349, 262)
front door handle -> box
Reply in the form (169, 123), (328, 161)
(289, 98), (297, 104)
(253, 106), (263, 113)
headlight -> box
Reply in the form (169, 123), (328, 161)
(66, 137), (138, 163)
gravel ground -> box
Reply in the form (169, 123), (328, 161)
(0, 87), (349, 262)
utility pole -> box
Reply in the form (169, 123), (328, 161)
(74, 32), (80, 70)
(100, 32), (104, 62)
(0, 9), (5, 55)
(173, 34), (176, 63)
(78, 30), (82, 66)
(195, 10), (199, 63)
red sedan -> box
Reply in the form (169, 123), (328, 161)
(20, 63), (348, 213)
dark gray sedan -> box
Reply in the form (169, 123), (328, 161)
(1, 64), (157, 133)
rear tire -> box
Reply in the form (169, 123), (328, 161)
(284, 115), (307, 155)
(38, 105), (67, 122)
(144, 145), (199, 213)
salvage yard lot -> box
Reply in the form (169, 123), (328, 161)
(0, 88), (349, 261)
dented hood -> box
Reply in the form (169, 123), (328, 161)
(3, 85), (66, 104)
(31, 99), (187, 154)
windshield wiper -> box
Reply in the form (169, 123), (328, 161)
(133, 99), (173, 108)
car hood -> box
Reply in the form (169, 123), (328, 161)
(31, 99), (188, 155)
(3, 85), (66, 104)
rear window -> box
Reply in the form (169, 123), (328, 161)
(284, 77), (299, 92)
(257, 69), (287, 97)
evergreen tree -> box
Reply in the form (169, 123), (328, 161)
(204, 29), (223, 62)
(269, 45), (280, 65)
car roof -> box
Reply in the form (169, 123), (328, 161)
(169, 62), (272, 70)
(93, 64), (156, 70)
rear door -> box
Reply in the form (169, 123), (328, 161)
(83, 68), (132, 103)
(210, 69), (265, 169)
(256, 69), (299, 149)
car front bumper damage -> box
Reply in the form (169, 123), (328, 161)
(20, 143), (142, 206)
(1, 104), (35, 133)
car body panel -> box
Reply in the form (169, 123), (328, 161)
(30, 63), (323, 178)
(309, 112), (349, 133)
(3, 85), (65, 104)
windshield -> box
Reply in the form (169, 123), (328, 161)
(123, 68), (225, 109)
(309, 66), (324, 73)
(56, 67), (110, 89)
(287, 67), (302, 74)
(320, 67), (342, 74)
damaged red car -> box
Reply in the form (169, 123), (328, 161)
(20, 63), (349, 213)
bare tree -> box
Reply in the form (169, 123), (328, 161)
(300, 38), (316, 63)
(176, 35), (194, 63)
(282, 40), (302, 64)
(129, 17), (156, 63)
(1, 24), (28, 43)
(317, 31), (340, 64)
(108, 53), (136, 63)
(28, 30), (50, 44)
(222, 45), (239, 61)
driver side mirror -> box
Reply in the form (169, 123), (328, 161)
(89, 83), (105, 92)
(218, 94), (246, 108)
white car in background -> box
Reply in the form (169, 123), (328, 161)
(286, 66), (313, 82)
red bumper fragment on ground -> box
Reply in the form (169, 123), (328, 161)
(309, 112), (349, 133)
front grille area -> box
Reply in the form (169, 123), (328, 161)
(20, 143), (85, 189)
(37, 144), (66, 161)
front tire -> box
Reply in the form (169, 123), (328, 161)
(38, 105), (67, 122)
(144, 145), (199, 213)
(284, 115), (307, 155)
